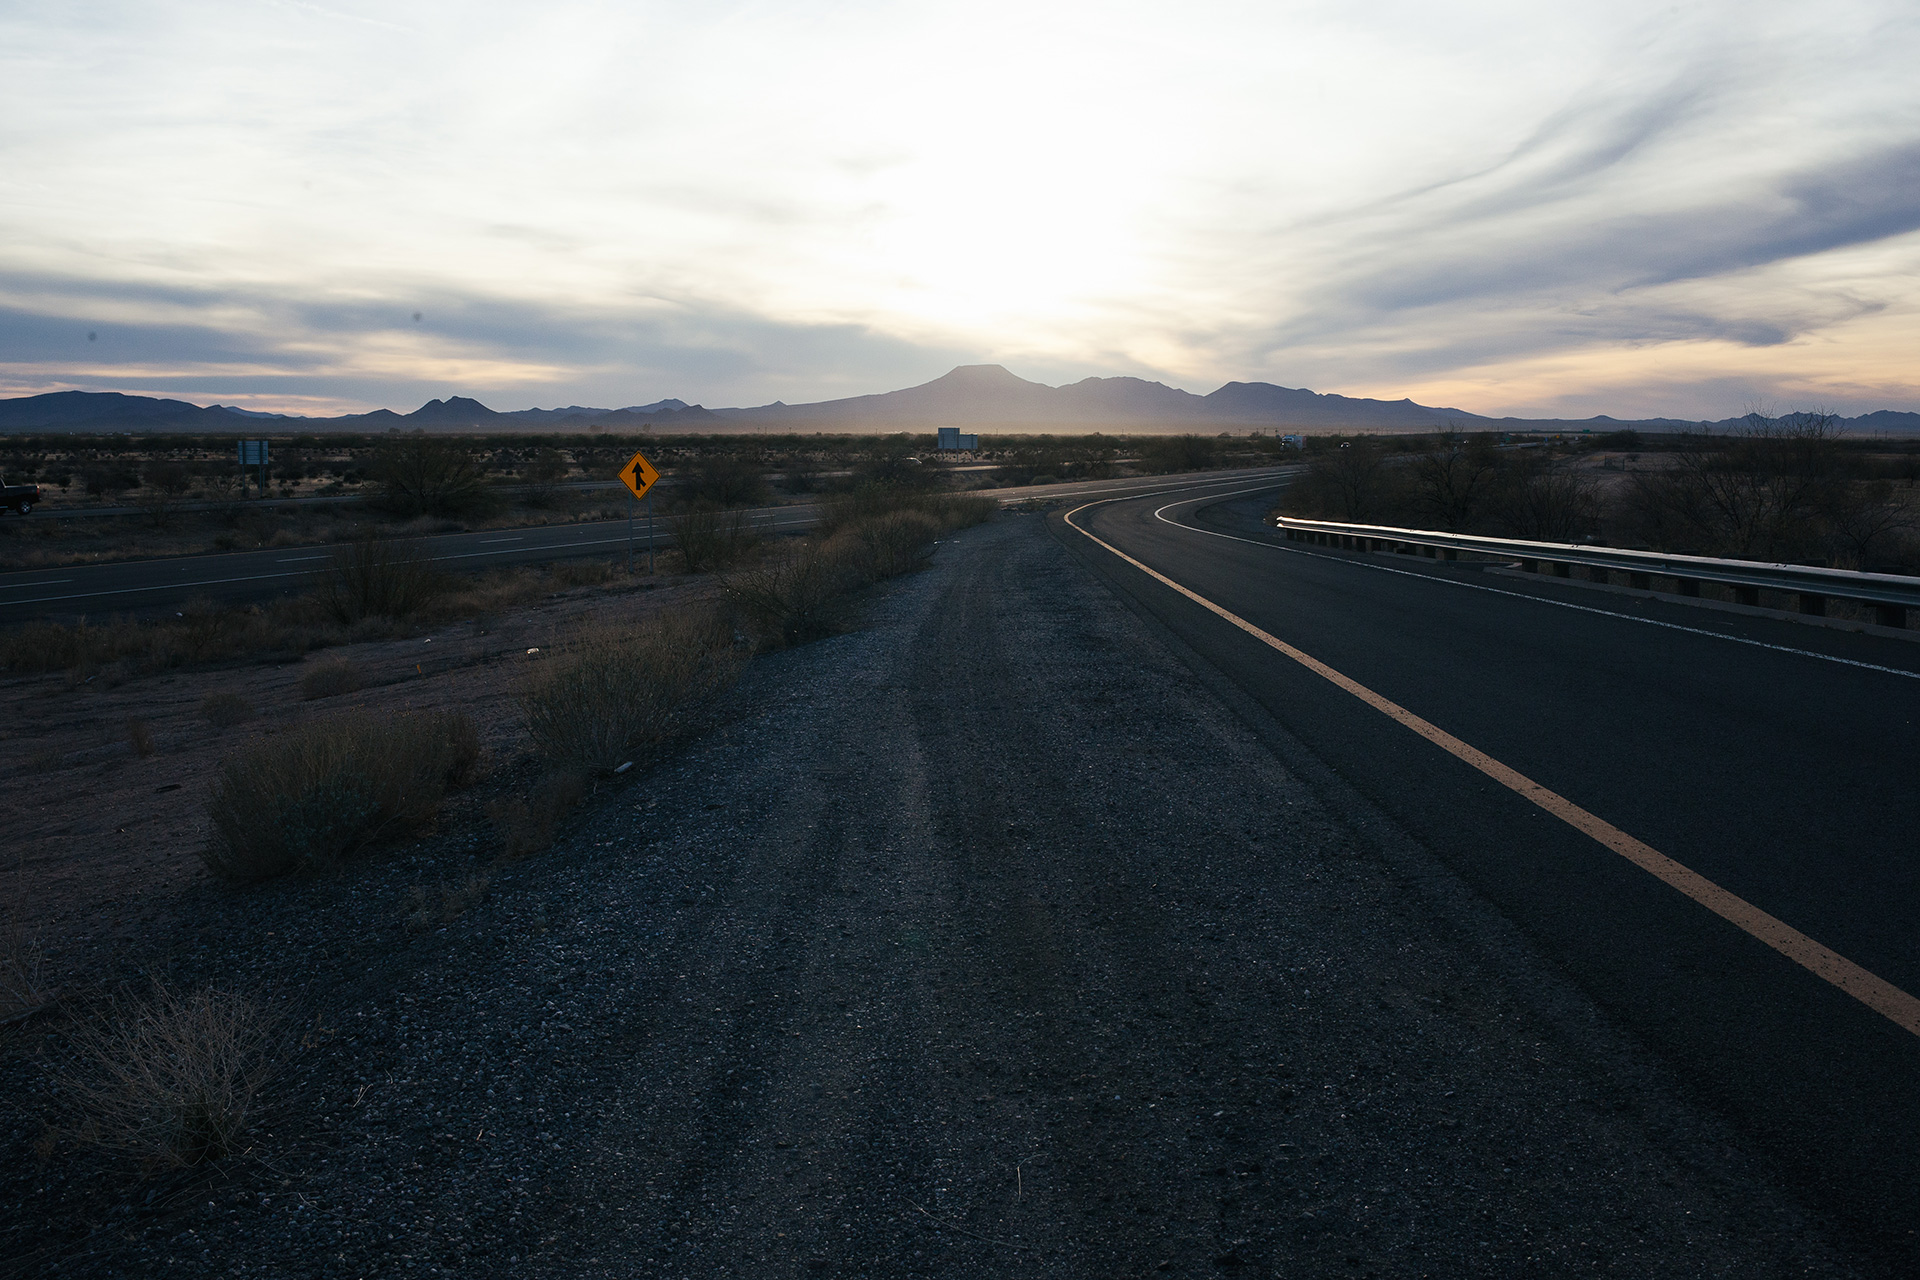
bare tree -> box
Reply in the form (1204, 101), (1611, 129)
(1306, 438), (1391, 520)
(1411, 429), (1501, 530)
(374, 434), (500, 518)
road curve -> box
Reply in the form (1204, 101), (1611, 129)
(1059, 476), (1920, 1272)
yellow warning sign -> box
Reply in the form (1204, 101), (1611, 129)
(618, 449), (660, 500)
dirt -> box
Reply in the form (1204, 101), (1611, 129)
(0, 567), (724, 1008)
(0, 514), (1873, 1277)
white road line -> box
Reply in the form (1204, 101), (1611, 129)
(1065, 491), (1920, 1039)
(1143, 486), (1920, 684)
(1, 578), (73, 590)
(275, 555), (329, 562)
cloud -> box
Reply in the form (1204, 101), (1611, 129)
(0, 269), (976, 413)
(1, 0), (1918, 419)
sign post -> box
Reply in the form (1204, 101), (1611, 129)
(617, 449), (661, 574)
(237, 440), (270, 499)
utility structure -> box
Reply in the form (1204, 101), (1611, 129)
(936, 427), (978, 451)
(237, 440), (270, 497)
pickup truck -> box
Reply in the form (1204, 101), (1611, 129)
(2, 482), (42, 514)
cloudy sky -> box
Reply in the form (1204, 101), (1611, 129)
(3, 0), (1917, 419)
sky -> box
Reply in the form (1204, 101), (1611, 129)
(2, 0), (1918, 420)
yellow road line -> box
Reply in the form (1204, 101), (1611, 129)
(1064, 497), (1920, 1038)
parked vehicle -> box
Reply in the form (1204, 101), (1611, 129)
(2, 481), (42, 514)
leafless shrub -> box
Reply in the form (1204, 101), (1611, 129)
(668, 502), (758, 573)
(1, 900), (51, 1022)
(1824, 478), (1916, 570)
(54, 981), (277, 1169)
(0, 597), (346, 680)
(372, 434), (501, 518)
(519, 446), (569, 508)
(1291, 438), (1400, 521)
(521, 613), (742, 772)
(1412, 431), (1503, 531)
(201, 710), (479, 881)
(722, 540), (863, 648)
(298, 656), (365, 701)
(314, 537), (446, 623)
(816, 486), (993, 538)
(844, 509), (943, 580)
(1495, 457), (1601, 542)
(199, 692), (255, 727)
(126, 717), (155, 757)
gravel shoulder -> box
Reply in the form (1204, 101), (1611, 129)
(3, 513), (1864, 1277)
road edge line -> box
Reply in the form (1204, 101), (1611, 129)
(1062, 494), (1920, 1038)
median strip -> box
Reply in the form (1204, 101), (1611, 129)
(1065, 496), (1920, 1039)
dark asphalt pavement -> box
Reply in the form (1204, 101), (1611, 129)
(0, 469), (1297, 622)
(1062, 480), (1920, 1271)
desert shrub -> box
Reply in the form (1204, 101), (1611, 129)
(200, 710), (479, 881)
(844, 509), (943, 580)
(520, 446), (569, 507)
(680, 454), (771, 507)
(0, 598), (343, 679)
(817, 485), (994, 538)
(371, 434), (502, 518)
(1, 907), (49, 1021)
(1139, 435), (1218, 473)
(668, 502), (758, 572)
(1492, 458), (1601, 542)
(314, 537), (445, 623)
(199, 692), (255, 727)
(1286, 438), (1402, 521)
(722, 540), (864, 648)
(299, 656), (365, 700)
(54, 981), (276, 1169)
(521, 613), (741, 772)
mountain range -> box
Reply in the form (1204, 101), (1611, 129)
(2, 367), (1916, 435)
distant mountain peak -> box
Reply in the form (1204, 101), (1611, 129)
(407, 396), (498, 422)
(931, 364), (1041, 386)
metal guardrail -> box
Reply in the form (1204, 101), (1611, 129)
(1271, 515), (1920, 629)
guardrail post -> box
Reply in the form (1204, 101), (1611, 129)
(1519, 558), (1537, 573)
(1629, 572), (1650, 590)
(1735, 586), (1760, 607)
(1798, 593), (1826, 617)
(1677, 578), (1701, 597)
(1876, 603), (1907, 628)
(1443, 548), (1458, 562)
(1552, 562), (1571, 578)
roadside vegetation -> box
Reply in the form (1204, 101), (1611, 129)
(201, 710), (479, 881)
(0, 427), (1289, 571)
(1278, 414), (1920, 573)
(2, 462), (1000, 1195)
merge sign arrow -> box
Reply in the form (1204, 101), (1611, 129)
(618, 449), (660, 500)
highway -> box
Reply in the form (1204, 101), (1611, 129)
(0, 468), (1296, 621)
(1061, 477), (1920, 1269)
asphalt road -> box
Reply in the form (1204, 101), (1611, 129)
(0, 469), (1296, 622)
(1062, 479), (1920, 1271)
